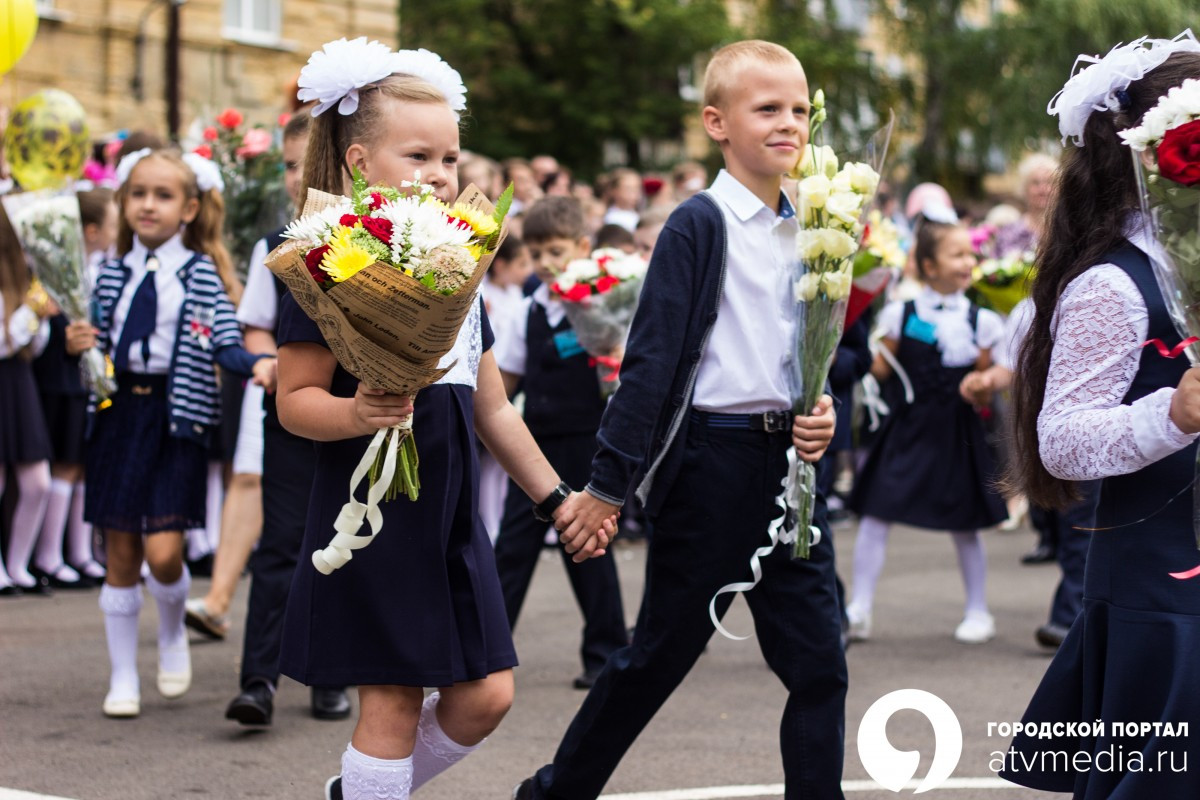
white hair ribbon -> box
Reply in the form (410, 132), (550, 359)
(182, 152), (224, 194)
(298, 37), (399, 117)
(1048, 30), (1200, 146)
(115, 147), (152, 187)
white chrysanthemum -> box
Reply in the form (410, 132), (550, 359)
(381, 197), (472, 263)
(1121, 78), (1200, 150)
(390, 49), (468, 115)
(282, 203), (352, 246)
(298, 37), (397, 117)
(595, 248), (647, 280)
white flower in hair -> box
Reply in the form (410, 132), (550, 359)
(115, 147), (152, 186)
(182, 152), (225, 194)
(389, 48), (468, 114)
(1049, 29), (1200, 146)
(298, 37), (397, 117)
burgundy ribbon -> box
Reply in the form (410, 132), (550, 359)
(588, 355), (622, 382)
(1142, 336), (1200, 359)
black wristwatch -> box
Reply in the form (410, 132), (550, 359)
(532, 481), (572, 523)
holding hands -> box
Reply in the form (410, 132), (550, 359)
(251, 356), (279, 393)
(793, 394), (836, 463)
(353, 383), (414, 435)
(554, 491), (621, 562)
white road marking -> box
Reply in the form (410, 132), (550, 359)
(1, 776), (1018, 800)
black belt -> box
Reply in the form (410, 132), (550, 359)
(691, 409), (791, 433)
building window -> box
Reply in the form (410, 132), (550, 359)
(223, 0), (282, 46)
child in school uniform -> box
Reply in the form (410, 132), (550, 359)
(87, 147), (274, 718)
(30, 187), (114, 588)
(274, 41), (614, 800)
(493, 196), (628, 690)
(518, 40), (841, 800)
(0, 203), (54, 596)
(1002, 39), (1200, 796)
(845, 218), (1008, 644)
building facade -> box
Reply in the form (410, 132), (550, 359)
(12, 0), (398, 140)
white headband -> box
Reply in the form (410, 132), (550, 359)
(115, 147), (224, 194)
(297, 37), (467, 118)
(1049, 30), (1200, 146)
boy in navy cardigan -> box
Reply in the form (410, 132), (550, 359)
(515, 40), (845, 800)
(493, 197), (628, 691)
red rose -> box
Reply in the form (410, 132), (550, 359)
(202, 126), (219, 142)
(595, 275), (619, 293)
(340, 214), (360, 227)
(216, 108), (244, 130)
(192, 144), (213, 159)
(1158, 119), (1200, 186)
(277, 112), (292, 128)
(305, 244), (331, 282)
(563, 284), (591, 302)
(360, 216), (394, 244)
(369, 192), (386, 210)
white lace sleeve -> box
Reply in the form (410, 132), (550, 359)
(1038, 264), (1199, 480)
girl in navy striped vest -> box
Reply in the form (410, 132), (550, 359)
(1002, 43), (1200, 797)
(87, 148), (274, 718)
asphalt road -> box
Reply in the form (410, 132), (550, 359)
(0, 518), (1063, 800)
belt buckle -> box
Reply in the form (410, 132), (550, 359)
(762, 410), (790, 433)
(131, 384), (153, 396)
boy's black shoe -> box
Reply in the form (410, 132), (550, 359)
(512, 778), (534, 799)
(225, 680), (274, 726)
(1020, 545), (1056, 565)
(325, 776), (342, 800)
(311, 687), (351, 720)
(572, 669), (601, 690)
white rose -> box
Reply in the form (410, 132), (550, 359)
(796, 228), (858, 261)
(798, 174), (832, 210)
(825, 190), (864, 226)
(841, 162), (881, 196)
(795, 273), (821, 302)
(821, 268), (853, 301)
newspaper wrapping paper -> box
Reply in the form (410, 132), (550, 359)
(266, 183), (506, 573)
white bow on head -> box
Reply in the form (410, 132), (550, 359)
(298, 37), (468, 119)
(1048, 30), (1200, 147)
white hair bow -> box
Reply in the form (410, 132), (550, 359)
(115, 147), (152, 187)
(1048, 30), (1200, 147)
(297, 38), (468, 119)
(182, 152), (224, 194)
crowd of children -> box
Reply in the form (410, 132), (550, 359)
(10, 25), (1200, 800)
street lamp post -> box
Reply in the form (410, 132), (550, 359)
(131, 0), (187, 141)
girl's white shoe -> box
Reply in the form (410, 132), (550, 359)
(954, 611), (996, 644)
(102, 692), (140, 718)
(157, 641), (191, 698)
(845, 604), (872, 642)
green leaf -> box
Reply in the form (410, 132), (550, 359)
(351, 166), (369, 215)
(492, 182), (515, 225)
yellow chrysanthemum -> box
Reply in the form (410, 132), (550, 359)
(321, 226), (375, 282)
(465, 243), (484, 262)
(449, 204), (499, 238)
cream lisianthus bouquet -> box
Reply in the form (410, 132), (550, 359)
(1121, 76), (1200, 549)
(785, 91), (890, 558)
(549, 247), (648, 397)
(2, 189), (115, 401)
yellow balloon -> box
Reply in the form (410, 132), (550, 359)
(4, 89), (90, 190)
(0, 0), (37, 75)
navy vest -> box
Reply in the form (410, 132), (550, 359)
(523, 303), (606, 438)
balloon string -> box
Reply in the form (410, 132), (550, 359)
(1074, 475), (1195, 532)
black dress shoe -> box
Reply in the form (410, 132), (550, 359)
(0, 585), (22, 597)
(512, 778), (534, 800)
(572, 669), (601, 690)
(1035, 623), (1070, 649)
(1020, 544), (1057, 565)
(325, 776), (342, 800)
(30, 564), (90, 590)
(311, 686), (351, 720)
(225, 681), (274, 726)
(13, 574), (52, 596)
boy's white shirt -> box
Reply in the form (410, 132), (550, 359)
(493, 282), (564, 378)
(237, 237), (275, 330)
(692, 169), (798, 414)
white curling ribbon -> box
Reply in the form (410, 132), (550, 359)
(708, 448), (822, 641)
(860, 373), (890, 433)
(873, 339), (914, 405)
(311, 419), (408, 575)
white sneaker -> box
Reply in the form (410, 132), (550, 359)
(954, 611), (996, 644)
(846, 604), (872, 641)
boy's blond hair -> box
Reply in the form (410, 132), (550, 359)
(702, 40), (802, 109)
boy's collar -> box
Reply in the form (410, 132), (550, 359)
(710, 169), (793, 221)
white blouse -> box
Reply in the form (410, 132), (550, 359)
(876, 286), (1004, 367)
(1038, 222), (1199, 481)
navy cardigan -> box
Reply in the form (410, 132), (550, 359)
(586, 192), (728, 516)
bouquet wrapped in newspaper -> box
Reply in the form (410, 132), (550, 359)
(548, 247), (648, 397)
(1121, 77), (1200, 549)
(267, 169), (511, 574)
(784, 94), (891, 559)
(2, 189), (115, 401)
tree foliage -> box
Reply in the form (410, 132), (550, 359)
(399, 0), (729, 176)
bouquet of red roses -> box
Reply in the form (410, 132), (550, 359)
(548, 247), (648, 396)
